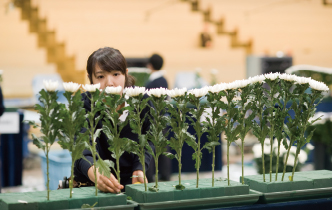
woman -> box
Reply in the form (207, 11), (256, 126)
(74, 47), (154, 193)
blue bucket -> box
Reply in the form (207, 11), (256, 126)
(39, 150), (72, 190)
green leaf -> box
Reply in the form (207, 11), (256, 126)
(31, 134), (45, 150)
(81, 202), (98, 208)
(163, 152), (175, 159)
(95, 158), (112, 179)
(93, 128), (102, 142)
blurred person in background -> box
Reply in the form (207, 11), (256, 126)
(145, 53), (168, 90)
(145, 53), (172, 182)
(0, 86), (4, 117)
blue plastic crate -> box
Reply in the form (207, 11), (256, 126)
(39, 150), (72, 190)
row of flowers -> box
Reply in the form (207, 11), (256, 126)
(33, 72), (328, 200)
(44, 72), (329, 96)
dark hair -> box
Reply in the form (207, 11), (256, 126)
(86, 47), (135, 86)
(148, 53), (163, 70)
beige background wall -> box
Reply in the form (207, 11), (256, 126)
(1, 0), (332, 98)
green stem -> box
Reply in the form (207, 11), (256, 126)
(46, 146), (50, 200)
(262, 142), (265, 182)
(93, 147), (97, 196)
(291, 150), (300, 181)
(269, 126), (274, 182)
(142, 155), (147, 191)
(116, 156), (121, 184)
(275, 141), (280, 181)
(155, 156), (159, 189)
(241, 140), (244, 184)
(227, 142), (230, 186)
(196, 152), (199, 188)
(282, 142), (292, 181)
(178, 150), (182, 186)
(212, 147), (215, 187)
(70, 158), (74, 198)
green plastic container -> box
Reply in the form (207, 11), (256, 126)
(125, 178), (260, 210)
(0, 187), (130, 210)
(242, 170), (332, 203)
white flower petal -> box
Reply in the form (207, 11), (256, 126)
(105, 86), (122, 95)
(188, 87), (209, 98)
(264, 72), (281, 81)
(309, 79), (329, 91)
(167, 88), (187, 98)
(43, 80), (59, 92)
(124, 86), (146, 97)
(82, 83), (100, 92)
(146, 88), (168, 98)
(63, 82), (81, 93)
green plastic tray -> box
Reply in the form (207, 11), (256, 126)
(133, 190), (261, 210)
(257, 186), (332, 204)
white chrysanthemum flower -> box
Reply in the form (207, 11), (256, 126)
(309, 79), (329, 91)
(208, 83), (227, 93)
(264, 72), (280, 81)
(306, 143), (314, 150)
(167, 87), (187, 98)
(252, 142), (271, 158)
(297, 149), (308, 164)
(273, 139), (288, 156)
(124, 86), (146, 97)
(43, 80), (59, 92)
(82, 83), (100, 92)
(63, 82), (81, 93)
(285, 153), (295, 166)
(248, 75), (265, 84)
(279, 73), (298, 82)
(146, 87), (168, 98)
(225, 79), (249, 90)
(105, 86), (122, 95)
(294, 76), (311, 85)
(188, 87), (209, 98)
(0, 70), (3, 75)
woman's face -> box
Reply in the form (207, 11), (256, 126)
(92, 64), (127, 94)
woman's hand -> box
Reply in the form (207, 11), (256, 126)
(87, 166), (124, 193)
(132, 170), (148, 184)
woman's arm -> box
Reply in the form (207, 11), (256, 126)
(87, 166), (123, 193)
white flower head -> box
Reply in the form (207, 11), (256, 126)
(285, 153), (295, 166)
(279, 73), (298, 82)
(295, 76), (311, 85)
(297, 149), (308, 164)
(264, 72), (281, 81)
(146, 87), (168, 98)
(309, 79), (329, 91)
(306, 143), (314, 150)
(249, 75), (265, 84)
(252, 142), (271, 158)
(43, 80), (59, 92)
(226, 79), (249, 90)
(188, 87), (209, 98)
(0, 70), (3, 75)
(105, 86), (122, 95)
(167, 87), (187, 98)
(124, 86), (145, 97)
(82, 83), (100, 92)
(63, 82), (81, 93)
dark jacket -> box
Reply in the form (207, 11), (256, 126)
(145, 76), (168, 90)
(0, 87), (5, 117)
(74, 92), (154, 186)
